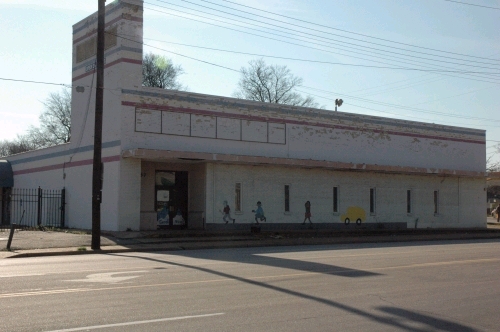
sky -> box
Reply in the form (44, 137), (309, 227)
(0, 0), (499, 165)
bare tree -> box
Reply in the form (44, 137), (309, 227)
(487, 144), (500, 172)
(233, 58), (318, 108)
(25, 88), (72, 148)
(142, 52), (186, 90)
(0, 89), (71, 157)
(0, 137), (35, 157)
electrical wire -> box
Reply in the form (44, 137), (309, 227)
(296, 87), (500, 124)
(0, 77), (69, 87)
(144, 4), (500, 85)
(149, 1), (500, 70)
(218, 0), (500, 61)
(443, 0), (500, 10)
(139, 36), (500, 75)
(111, 31), (500, 127)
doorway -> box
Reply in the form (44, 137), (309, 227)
(155, 171), (188, 229)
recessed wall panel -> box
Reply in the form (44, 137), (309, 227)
(217, 117), (241, 140)
(135, 109), (161, 133)
(268, 123), (286, 144)
(191, 114), (216, 138)
(242, 120), (267, 142)
(162, 111), (190, 136)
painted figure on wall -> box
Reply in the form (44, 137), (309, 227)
(340, 206), (366, 225)
(252, 201), (266, 224)
(221, 200), (235, 224)
(302, 200), (312, 225)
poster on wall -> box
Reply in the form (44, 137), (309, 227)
(157, 190), (170, 226)
(172, 209), (185, 226)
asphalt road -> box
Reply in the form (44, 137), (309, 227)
(1, 239), (499, 332)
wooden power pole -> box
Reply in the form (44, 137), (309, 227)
(92, 0), (106, 250)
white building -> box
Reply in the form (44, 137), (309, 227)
(1, 0), (487, 231)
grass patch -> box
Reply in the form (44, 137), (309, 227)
(77, 246), (87, 251)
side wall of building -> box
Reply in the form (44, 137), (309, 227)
(6, 143), (122, 230)
(204, 163), (485, 228)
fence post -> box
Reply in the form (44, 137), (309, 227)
(6, 223), (16, 251)
(37, 187), (42, 226)
(2, 188), (12, 226)
(60, 188), (66, 228)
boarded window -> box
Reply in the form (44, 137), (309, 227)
(76, 26), (118, 63)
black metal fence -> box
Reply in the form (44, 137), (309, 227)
(0, 187), (65, 228)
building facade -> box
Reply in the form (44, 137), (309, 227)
(1, 0), (487, 231)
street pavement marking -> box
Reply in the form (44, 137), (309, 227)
(0, 273), (46, 278)
(372, 257), (500, 270)
(44, 313), (225, 331)
(65, 270), (147, 284)
(1, 257), (499, 299)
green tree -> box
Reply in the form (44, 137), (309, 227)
(142, 52), (186, 90)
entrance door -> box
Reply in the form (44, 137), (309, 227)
(156, 171), (188, 228)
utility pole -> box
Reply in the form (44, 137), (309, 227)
(92, 0), (106, 250)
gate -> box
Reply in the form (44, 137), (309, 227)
(0, 187), (65, 228)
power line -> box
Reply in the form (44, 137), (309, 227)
(104, 28), (500, 128)
(139, 37), (500, 75)
(113, 32), (500, 128)
(151, 0), (500, 69)
(217, 0), (500, 62)
(443, 0), (500, 10)
(144, 4), (500, 84)
(296, 86), (500, 123)
(0, 77), (69, 87)
(144, 2), (500, 85)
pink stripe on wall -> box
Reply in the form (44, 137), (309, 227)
(122, 101), (485, 145)
(13, 155), (120, 176)
(72, 58), (142, 81)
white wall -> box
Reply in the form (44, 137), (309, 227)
(205, 163), (486, 228)
(122, 90), (485, 174)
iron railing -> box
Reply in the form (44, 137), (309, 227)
(0, 187), (65, 228)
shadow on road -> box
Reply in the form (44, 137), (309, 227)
(109, 247), (478, 332)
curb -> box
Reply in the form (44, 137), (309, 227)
(4, 231), (500, 259)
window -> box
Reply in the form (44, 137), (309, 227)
(284, 185), (290, 212)
(333, 186), (339, 213)
(235, 183), (241, 212)
(434, 190), (439, 215)
(407, 190), (412, 214)
(370, 188), (376, 214)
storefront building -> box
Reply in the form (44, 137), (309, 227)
(2, 0), (487, 231)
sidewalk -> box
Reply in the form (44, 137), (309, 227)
(2, 221), (500, 259)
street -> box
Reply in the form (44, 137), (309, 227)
(1, 240), (500, 331)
